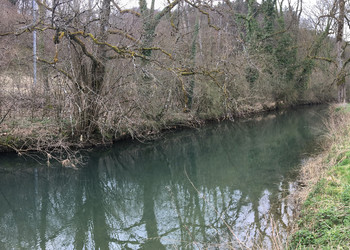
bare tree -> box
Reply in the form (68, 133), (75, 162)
(336, 0), (346, 102)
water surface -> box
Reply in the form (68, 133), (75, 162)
(0, 106), (327, 249)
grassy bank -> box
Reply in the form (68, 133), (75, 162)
(290, 104), (350, 248)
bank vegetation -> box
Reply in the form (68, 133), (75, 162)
(289, 104), (350, 248)
(0, 0), (349, 163)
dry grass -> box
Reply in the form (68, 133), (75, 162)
(293, 104), (350, 200)
(294, 153), (330, 205)
(288, 103), (350, 246)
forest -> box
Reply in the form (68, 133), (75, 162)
(0, 0), (349, 159)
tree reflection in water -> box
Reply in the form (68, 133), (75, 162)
(0, 106), (327, 249)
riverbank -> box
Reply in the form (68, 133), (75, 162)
(289, 104), (350, 248)
(0, 100), (293, 159)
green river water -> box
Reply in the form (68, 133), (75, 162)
(0, 105), (327, 249)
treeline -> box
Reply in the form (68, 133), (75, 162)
(0, 0), (343, 155)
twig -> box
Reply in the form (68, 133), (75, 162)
(0, 105), (13, 126)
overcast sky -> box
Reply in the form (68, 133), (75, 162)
(119, 0), (164, 9)
(119, 0), (317, 11)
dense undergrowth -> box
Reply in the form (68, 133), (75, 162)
(290, 104), (350, 249)
(0, 0), (338, 158)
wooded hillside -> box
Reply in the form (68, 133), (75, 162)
(0, 0), (348, 161)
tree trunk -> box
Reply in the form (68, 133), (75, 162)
(39, 0), (50, 116)
(338, 82), (346, 103)
(246, 0), (257, 43)
(75, 0), (110, 139)
(337, 0), (346, 103)
(186, 11), (200, 110)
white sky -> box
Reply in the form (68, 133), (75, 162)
(119, 0), (166, 9)
(119, 0), (317, 11)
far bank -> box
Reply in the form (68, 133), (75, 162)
(0, 101), (327, 164)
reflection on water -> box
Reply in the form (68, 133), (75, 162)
(0, 106), (327, 249)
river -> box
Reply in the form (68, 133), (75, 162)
(0, 105), (328, 249)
